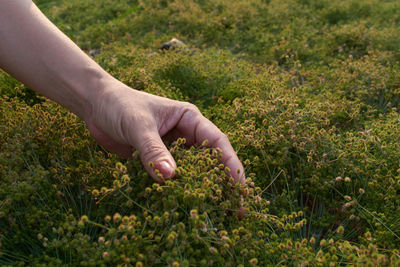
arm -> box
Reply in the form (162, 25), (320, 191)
(0, 0), (245, 183)
(0, 0), (107, 120)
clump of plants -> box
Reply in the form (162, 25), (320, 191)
(4, 134), (396, 265)
(1, 94), (399, 265)
(1, 0), (400, 265)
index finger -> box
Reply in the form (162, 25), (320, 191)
(197, 116), (245, 184)
(178, 107), (245, 184)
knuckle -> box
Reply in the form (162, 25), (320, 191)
(183, 102), (201, 114)
(139, 137), (165, 162)
(179, 103), (203, 123)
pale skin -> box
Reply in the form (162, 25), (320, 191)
(0, 0), (245, 183)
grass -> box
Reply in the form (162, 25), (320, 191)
(1, 0), (400, 265)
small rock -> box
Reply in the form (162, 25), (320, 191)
(161, 38), (186, 51)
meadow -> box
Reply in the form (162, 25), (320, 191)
(1, 0), (400, 265)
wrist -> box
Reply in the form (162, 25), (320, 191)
(83, 74), (141, 126)
(70, 66), (116, 122)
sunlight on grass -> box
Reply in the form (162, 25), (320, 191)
(1, 0), (400, 265)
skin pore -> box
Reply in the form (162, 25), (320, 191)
(0, 0), (244, 183)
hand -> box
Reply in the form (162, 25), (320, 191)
(85, 80), (245, 183)
(0, 1), (244, 185)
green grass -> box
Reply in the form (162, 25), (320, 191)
(1, 0), (400, 265)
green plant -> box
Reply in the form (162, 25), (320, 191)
(1, 0), (400, 265)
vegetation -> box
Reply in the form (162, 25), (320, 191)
(1, 0), (400, 265)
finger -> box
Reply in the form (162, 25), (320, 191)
(178, 108), (245, 184)
(197, 117), (245, 184)
(135, 131), (177, 182)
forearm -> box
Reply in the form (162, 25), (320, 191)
(0, 0), (113, 120)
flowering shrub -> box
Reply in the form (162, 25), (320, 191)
(1, 0), (400, 265)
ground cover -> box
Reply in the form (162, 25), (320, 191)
(1, 0), (400, 265)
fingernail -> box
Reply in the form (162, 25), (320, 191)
(155, 161), (175, 179)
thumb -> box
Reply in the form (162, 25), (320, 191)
(136, 132), (176, 182)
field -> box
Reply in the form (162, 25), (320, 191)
(1, 0), (400, 265)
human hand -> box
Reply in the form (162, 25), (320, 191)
(0, 0), (244, 185)
(85, 80), (245, 183)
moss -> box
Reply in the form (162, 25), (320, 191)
(1, 0), (400, 265)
